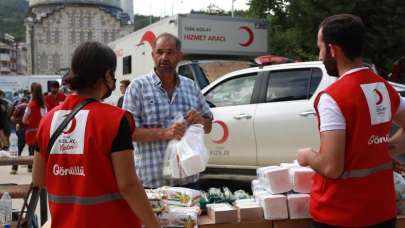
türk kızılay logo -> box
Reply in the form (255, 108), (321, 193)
(361, 82), (392, 125)
(49, 110), (89, 155)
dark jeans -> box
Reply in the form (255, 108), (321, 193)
(311, 218), (396, 228)
(11, 129), (26, 171)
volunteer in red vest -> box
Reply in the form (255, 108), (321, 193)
(44, 81), (66, 111)
(32, 42), (159, 228)
(23, 82), (47, 172)
(297, 14), (405, 227)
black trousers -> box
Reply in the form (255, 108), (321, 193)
(311, 218), (396, 228)
(11, 128), (26, 171)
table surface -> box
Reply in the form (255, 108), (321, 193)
(0, 184), (31, 199)
(0, 156), (34, 166)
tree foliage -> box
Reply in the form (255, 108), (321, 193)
(0, 0), (28, 41)
(133, 14), (162, 31)
(247, 0), (405, 74)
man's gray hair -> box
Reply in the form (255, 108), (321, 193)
(153, 33), (182, 51)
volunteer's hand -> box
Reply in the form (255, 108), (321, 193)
(297, 148), (313, 166)
(393, 159), (405, 174)
(165, 122), (186, 140)
(185, 110), (205, 125)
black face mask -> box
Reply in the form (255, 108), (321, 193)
(102, 78), (116, 100)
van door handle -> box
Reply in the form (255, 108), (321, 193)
(299, 110), (316, 117)
(234, 113), (252, 120)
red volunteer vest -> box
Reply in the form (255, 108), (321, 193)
(25, 100), (44, 145)
(311, 69), (399, 227)
(37, 95), (141, 228)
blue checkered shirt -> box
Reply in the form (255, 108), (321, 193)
(123, 71), (213, 188)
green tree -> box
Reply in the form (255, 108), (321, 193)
(0, 0), (28, 41)
(247, 0), (405, 75)
(133, 14), (161, 31)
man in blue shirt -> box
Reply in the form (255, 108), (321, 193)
(123, 33), (213, 188)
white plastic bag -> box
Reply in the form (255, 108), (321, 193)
(163, 139), (183, 179)
(177, 124), (209, 176)
(163, 124), (209, 179)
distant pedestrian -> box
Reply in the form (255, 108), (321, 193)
(9, 96), (28, 174)
(23, 83), (47, 172)
(0, 90), (11, 149)
(45, 81), (66, 111)
(117, 79), (130, 108)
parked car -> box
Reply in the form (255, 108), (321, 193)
(202, 61), (405, 177)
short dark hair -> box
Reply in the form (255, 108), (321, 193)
(320, 14), (365, 60)
(120, 79), (131, 88)
(153, 33), (181, 51)
(49, 81), (60, 88)
(64, 42), (116, 90)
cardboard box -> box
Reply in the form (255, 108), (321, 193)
(207, 203), (238, 224)
(236, 203), (264, 221)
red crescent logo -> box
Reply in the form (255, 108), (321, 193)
(212, 120), (229, 144)
(239, 26), (254, 47)
(139, 31), (156, 48)
(63, 117), (77, 135)
(374, 89), (383, 105)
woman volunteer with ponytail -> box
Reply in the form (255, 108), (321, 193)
(32, 41), (159, 228)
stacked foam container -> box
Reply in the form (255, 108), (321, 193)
(252, 161), (315, 220)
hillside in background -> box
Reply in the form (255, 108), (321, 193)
(0, 0), (28, 42)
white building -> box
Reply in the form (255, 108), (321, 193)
(26, 0), (133, 74)
(0, 34), (27, 75)
(121, 0), (134, 22)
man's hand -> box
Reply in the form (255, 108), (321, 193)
(165, 122), (186, 140)
(185, 110), (205, 125)
(297, 148), (314, 166)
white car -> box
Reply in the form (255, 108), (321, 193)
(202, 61), (405, 174)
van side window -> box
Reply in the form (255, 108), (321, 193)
(123, 56), (131, 75)
(266, 69), (312, 102)
(205, 73), (258, 107)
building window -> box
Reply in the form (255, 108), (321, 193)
(103, 31), (109, 43)
(52, 53), (60, 71)
(79, 14), (84, 28)
(123, 56), (132, 75)
(70, 30), (76, 44)
(80, 31), (85, 43)
(87, 15), (92, 27)
(40, 53), (48, 71)
(54, 29), (60, 44)
(88, 31), (93, 41)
